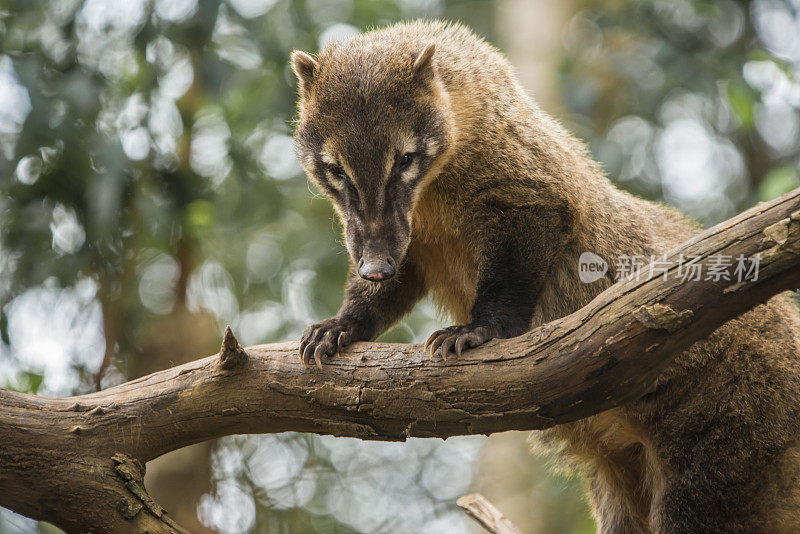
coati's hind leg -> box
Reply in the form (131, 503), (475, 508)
(652, 457), (800, 534)
(588, 444), (654, 534)
(653, 474), (757, 533)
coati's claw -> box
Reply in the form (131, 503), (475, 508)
(426, 330), (449, 359)
(424, 330), (440, 351)
(424, 324), (497, 360)
(302, 344), (315, 368)
(454, 333), (474, 359)
(299, 316), (360, 370)
(314, 344), (326, 369)
(337, 332), (350, 353)
(440, 336), (457, 360)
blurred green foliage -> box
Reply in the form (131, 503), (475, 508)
(561, 0), (800, 223)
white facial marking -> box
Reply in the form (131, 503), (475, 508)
(319, 143), (344, 190)
(425, 139), (438, 156)
(383, 152), (394, 182)
(320, 143), (338, 166)
(400, 133), (416, 156)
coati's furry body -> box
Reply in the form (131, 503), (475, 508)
(292, 21), (800, 532)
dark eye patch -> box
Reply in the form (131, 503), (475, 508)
(397, 152), (414, 170)
(328, 164), (347, 179)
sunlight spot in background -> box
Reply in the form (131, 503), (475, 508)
(50, 204), (86, 255)
(191, 109), (233, 186)
(419, 511), (473, 534)
(743, 59), (800, 107)
(118, 93), (149, 131)
(656, 118), (747, 223)
(145, 34), (196, 99)
(214, 5), (264, 70)
(756, 100), (800, 154)
(2, 278), (104, 395)
(149, 94), (184, 165)
(199, 440), (255, 533)
(154, 0), (198, 23)
(75, 0), (148, 78)
(227, 0), (279, 19)
(187, 261), (239, 322)
(76, 0), (147, 35)
(245, 232), (284, 282)
(121, 126), (151, 160)
(708, 0), (744, 48)
(146, 35), (176, 71)
(198, 435), (481, 534)
(258, 133), (302, 180)
(15, 155), (43, 185)
(752, 0), (800, 64)
(653, 0), (704, 32)
(246, 435), (315, 509)
(307, 0), (354, 27)
(112, 93), (153, 161)
(46, 0), (83, 26)
(160, 55), (194, 100)
(562, 14), (604, 59)
(0, 56), (32, 160)
(246, 124), (303, 181)
(317, 23), (360, 49)
(234, 302), (283, 346)
(138, 250), (180, 315)
(282, 263), (317, 333)
(198, 481), (256, 534)
(0, 508), (38, 534)
(607, 116), (656, 184)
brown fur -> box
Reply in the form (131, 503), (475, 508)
(293, 21), (800, 532)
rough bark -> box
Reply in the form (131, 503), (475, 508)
(2, 189), (800, 533)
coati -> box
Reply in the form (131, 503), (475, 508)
(291, 20), (800, 533)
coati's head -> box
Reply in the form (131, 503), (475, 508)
(291, 38), (455, 282)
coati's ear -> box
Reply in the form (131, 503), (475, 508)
(412, 43), (436, 79)
(291, 51), (318, 95)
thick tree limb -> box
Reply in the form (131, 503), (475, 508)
(2, 189), (800, 533)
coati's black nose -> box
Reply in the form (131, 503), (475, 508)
(358, 257), (396, 281)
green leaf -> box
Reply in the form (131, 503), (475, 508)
(9, 371), (45, 395)
(726, 83), (755, 129)
(758, 166), (800, 202)
(185, 200), (215, 233)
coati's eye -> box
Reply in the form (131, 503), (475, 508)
(398, 153), (414, 170)
(328, 164), (347, 180)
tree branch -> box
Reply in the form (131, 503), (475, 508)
(2, 189), (800, 532)
(457, 493), (522, 534)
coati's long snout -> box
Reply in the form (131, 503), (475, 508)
(348, 226), (405, 282)
(357, 245), (396, 281)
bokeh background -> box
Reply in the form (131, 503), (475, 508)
(1, 0), (799, 532)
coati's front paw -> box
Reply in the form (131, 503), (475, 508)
(424, 323), (498, 360)
(299, 316), (359, 369)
